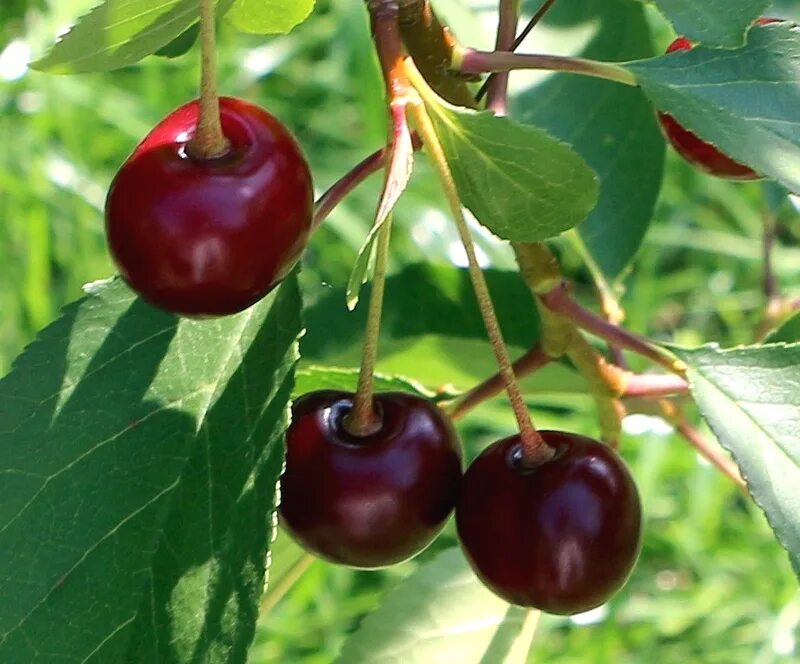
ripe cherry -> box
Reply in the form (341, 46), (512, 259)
(456, 431), (641, 614)
(279, 390), (462, 568)
(105, 97), (313, 316)
(657, 19), (782, 180)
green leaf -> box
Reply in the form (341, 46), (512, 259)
(0, 276), (302, 662)
(303, 262), (539, 363)
(651, 0), (769, 48)
(33, 0), (232, 74)
(336, 548), (538, 664)
(154, 22), (199, 58)
(673, 344), (800, 576)
(766, 313), (800, 344)
(425, 99), (599, 242)
(513, 0), (664, 277)
(226, 0), (314, 34)
(626, 22), (800, 194)
(295, 366), (445, 400)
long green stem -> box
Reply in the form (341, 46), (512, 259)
(186, 0), (228, 159)
(456, 48), (638, 87)
(346, 217), (394, 436)
(407, 63), (551, 466)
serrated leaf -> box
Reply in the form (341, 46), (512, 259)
(673, 344), (800, 576)
(651, 0), (769, 48)
(336, 548), (538, 664)
(33, 0), (232, 74)
(626, 22), (800, 194)
(766, 312), (800, 344)
(226, 0), (314, 35)
(424, 98), (599, 242)
(0, 276), (302, 662)
(513, 0), (664, 277)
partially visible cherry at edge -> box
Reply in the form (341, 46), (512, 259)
(656, 18), (784, 181)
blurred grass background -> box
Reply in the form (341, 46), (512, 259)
(1, 1), (800, 662)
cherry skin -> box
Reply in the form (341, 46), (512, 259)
(456, 431), (642, 614)
(657, 19), (782, 180)
(279, 390), (463, 568)
(105, 96), (313, 317)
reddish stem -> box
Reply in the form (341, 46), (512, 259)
(313, 134), (423, 228)
(540, 283), (685, 375)
(623, 374), (689, 398)
(476, 0), (558, 104)
(676, 420), (747, 491)
(448, 344), (551, 422)
(485, 0), (518, 114)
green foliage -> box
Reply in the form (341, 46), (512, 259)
(424, 100), (600, 242)
(0, 277), (302, 662)
(33, 0), (227, 73)
(649, 0), (770, 47)
(226, 0), (316, 34)
(336, 548), (536, 663)
(627, 22), (800, 193)
(674, 343), (800, 575)
(767, 312), (800, 343)
(513, 0), (665, 277)
(3, 0), (800, 662)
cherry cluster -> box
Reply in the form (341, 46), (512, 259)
(100, 16), (775, 614)
(279, 390), (642, 615)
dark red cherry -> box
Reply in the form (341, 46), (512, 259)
(279, 390), (462, 568)
(105, 96), (313, 316)
(456, 431), (641, 614)
(656, 19), (782, 180)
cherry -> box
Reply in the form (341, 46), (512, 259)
(279, 390), (462, 568)
(656, 19), (782, 180)
(105, 96), (313, 316)
(456, 431), (641, 614)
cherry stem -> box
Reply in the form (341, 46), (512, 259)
(658, 401), (747, 492)
(448, 344), (551, 422)
(186, 0), (229, 160)
(407, 61), (552, 466)
(623, 374), (689, 398)
(313, 134), (422, 229)
(455, 48), (638, 87)
(484, 0), (518, 115)
(346, 217), (394, 436)
(540, 282), (686, 376)
(476, 0), (558, 104)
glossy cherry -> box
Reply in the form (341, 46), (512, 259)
(279, 390), (462, 568)
(105, 96), (313, 316)
(657, 19), (782, 180)
(456, 431), (642, 614)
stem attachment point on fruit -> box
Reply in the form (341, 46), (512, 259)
(186, 0), (230, 161)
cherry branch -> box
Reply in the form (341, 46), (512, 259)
(448, 344), (551, 422)
(476, 0), (558, 104)
(540, 282), (686, 376)
(484, 0), (518, 114)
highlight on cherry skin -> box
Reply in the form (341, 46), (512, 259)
(105, 96), (314, 317)
(278, 390), (463, 569)
(456, 430), (642, 615)
(656, 18), (782, 181)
